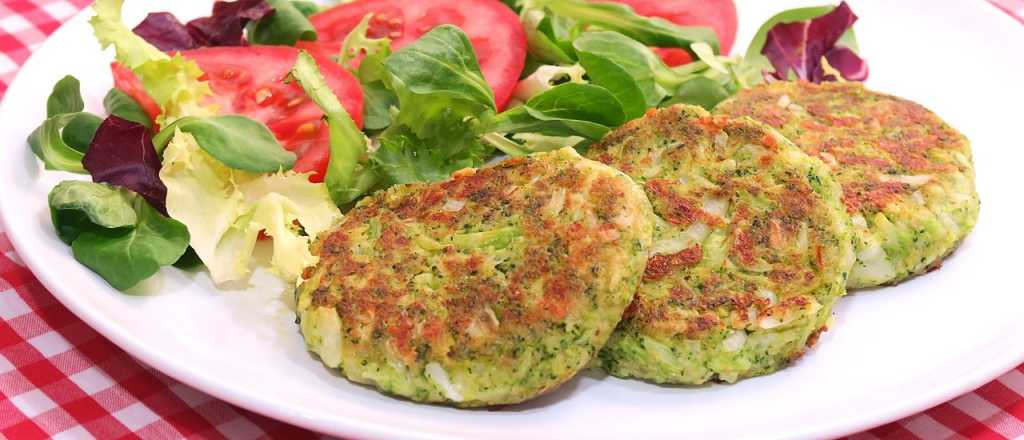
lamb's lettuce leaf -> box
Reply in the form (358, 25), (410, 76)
(521, 9), (578, 66)
(48, 180), (189, 290)
(154, 115), (296, 172)
(28, 75), (102, 173)
(384, 25), (496, 114)
(523, 0), (719, 56)
(290, 1), (319, 17)
(490, 83), (622, 140)
(49, 181), (137, 244)
(371, 25), (497, 184)
(510, 63), (586, 105)
(290, 51), (378, 206)
(103, 88), (152, 129)
(570, 31), (743, 111)
(248, 0), (317, 46)
(29, 114), (89, 173)
(574, 31), (673, 109)
(47, 76), (86, 117)
(71, 195), (189, 291)
(664, 76), (732, 110)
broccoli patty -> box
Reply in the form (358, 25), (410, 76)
(296, 148), (654, 406)
(716, 82), (979, 288)
(587, 105), (854, 384)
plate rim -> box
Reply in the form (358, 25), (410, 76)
(1, 2), (1023, 439)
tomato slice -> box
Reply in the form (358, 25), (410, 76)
(303, 0), (527, 110)
(605, 0), (738, 67)
(112, 46), (364, 182)
(112, 62), (162, 123)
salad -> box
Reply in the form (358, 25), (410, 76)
(31, 0), (867, 291)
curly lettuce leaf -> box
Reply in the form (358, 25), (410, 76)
(160, 131), (341, 285)
(338, 13), (392, 69)
(134, 55), (218, 126)
(91, 0), (216, 125)
(90, 0), (167, 67)
(374, 122), (491, 184)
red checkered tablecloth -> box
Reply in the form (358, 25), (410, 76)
(1, 1), (1023, 439)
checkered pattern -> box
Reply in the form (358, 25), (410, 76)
(0, 0), (91, 96)
(2, 1), (1023, 439)
(990, 0), (1024, 22)
(0, 239), (319, 439)
(1, 4), (317, 440)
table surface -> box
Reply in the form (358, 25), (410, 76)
(2, 1), (1023, 439)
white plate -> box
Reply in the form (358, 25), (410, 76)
(2, 1), (1023, 438)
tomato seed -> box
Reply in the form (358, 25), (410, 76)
(254, 88), (273, 105)
(296, 122), (317, 136)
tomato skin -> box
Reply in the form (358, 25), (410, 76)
(292, 128), (331, 184)
(304, 0), (527, 110)
(112, 46), (364, 181)
(605, 0), (738, 66)
(111, 62), (162, 123)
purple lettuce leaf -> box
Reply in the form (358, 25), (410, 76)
(823, 46), (869, 81)
(762, 2), (869, 83)
(82, 116), (168, 214)
(132, 0), (274, 51)
(132, 13), (197, 52)
(187, 0), (274, 47)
